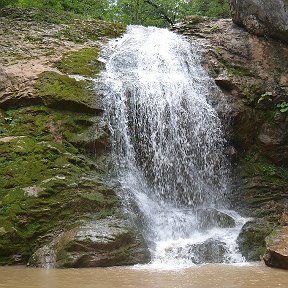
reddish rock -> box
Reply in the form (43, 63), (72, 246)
(263, 227), (288, 269)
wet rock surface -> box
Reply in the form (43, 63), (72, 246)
(190, 239), (228, 264)
(174, 15), (288, 265)
(175, 239), (228, 264)
(237, 220), (274, 261)
(196, 208), (236, 230)
(29, 216), (151, 268)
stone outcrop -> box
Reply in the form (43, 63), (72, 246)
(188, 239), (228, 264)
(237, 220), (273, 261)
(173, 15), (288, 267)
(229, 0), (288, 43)
(29, 216), (150, 268)
(0, 8), (150, 267)
(263, 227), (288, 268)
(196, 209), (236, 230)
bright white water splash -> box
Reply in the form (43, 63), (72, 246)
(98, 26), (246, 269)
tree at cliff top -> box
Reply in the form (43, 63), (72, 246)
(1, 0), (230, 26)
(112, 0), (230, 26)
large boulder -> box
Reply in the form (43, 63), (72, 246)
(229, 0), (288, 42)
(28, 216), (150, 268)
(237, 220), (274, 261)
(178, 239), (228, 264)
(195, 208), (236, 230)
(263, 227), (288, 269)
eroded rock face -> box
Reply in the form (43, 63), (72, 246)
(258, 117), (288, 165)
(263, 227), (288, 269)
(29, 216), (150, 268)
(0, 9), (150, 268)
(173, 16), (288, 265)
(230, 0), (288, 42)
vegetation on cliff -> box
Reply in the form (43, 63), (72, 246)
(1, 0), (230, 27)
(0, 8), (150, 267)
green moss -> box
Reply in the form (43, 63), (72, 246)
(240, 149), (288, 183)
(184, 15), (206, 25)
(1, 106), (97, 149)
(34, 71), (95, 112)
(0, 8), (120, 263)
(0, 101), (113, 264)
(54, 19), (126, 43)
(79, 191), (105, 202)
(238, 221), (274, 261)
(55, 47), (103, 77)
(70, 20), (126, 41)
(228, 66), (254, 77)
(214, 48), (254, 78)
(95, 208), (115, 220)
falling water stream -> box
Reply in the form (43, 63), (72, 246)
(99, 26), (247, 269)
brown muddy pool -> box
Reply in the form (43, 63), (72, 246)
(0, 262), (287, 288)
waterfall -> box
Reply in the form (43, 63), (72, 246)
(98, 26), (247, 268)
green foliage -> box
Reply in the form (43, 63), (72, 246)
(187, 0), (230, 18)
(112, 0), (230, 26)
(17, 0), (111, 20)
(257, 91), (273, 104)
(0, 0), (17, 8)
(112, 0), (185, 26)
(277, 102), (288, 113)
(1, 0), (231, 27)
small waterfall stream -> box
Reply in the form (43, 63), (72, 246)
(98, 26), (247, 268)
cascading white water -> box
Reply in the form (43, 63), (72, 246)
(98, 26), (247, 269)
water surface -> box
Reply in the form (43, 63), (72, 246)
(1, 263), (287, 288)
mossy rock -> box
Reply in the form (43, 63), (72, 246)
(0, 106), (100, 148)
(34, 71), (101, 113)
(57, 19), (126, 43)
(0, 8), (140, 266)
(237, 220), (274, 261)
(0, 72), (102, 112)
(55, 47), (103, 77)
(0, 8), (126, 42)
(0, 103), (114, 265)
(239, 150), (288, 184)
(235, 149), (288, 217)
(29, 216), (151, 268)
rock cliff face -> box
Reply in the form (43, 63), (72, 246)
(173, 15), (288, 267)
(0, 8), (150, 267)
(1, 7), (288, 269)
(229, 0), (288, 43)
